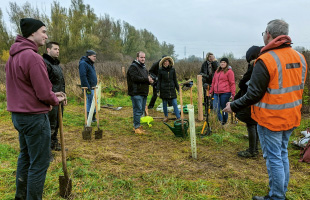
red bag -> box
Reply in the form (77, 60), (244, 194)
(299, 140), (310, 163)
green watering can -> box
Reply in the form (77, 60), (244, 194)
(164, 119), (189, 137)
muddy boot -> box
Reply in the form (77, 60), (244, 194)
(51, 140), (61, 151)
(238, 149), (258, 158)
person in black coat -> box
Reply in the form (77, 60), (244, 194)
(200, 52), (218, 109)
(200, 52), (218, 85)
(148, 55), (172, 109)
(43, 41), (67, 151)
(235, 45), (262, 158)
(127, 51), (154, 134)
(157, 56), (180, 122)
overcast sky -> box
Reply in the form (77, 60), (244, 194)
(2, 0), (310, 59)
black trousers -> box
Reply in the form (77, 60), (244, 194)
(246, 124), (259, 153)
(48, 104), (63, 143)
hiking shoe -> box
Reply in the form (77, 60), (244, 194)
(238, 149), (257, 158)
(163, 117), (169, 122)
(252, 195), (271, 200)
(51, 141), (61, 151)
(135, 127), (146, 135)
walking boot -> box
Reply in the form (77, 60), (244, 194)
(92, 112), (97, 122)
(135, 126), (146, 135)
(51, 140), (61, 151)
(238, 149), (258, 158)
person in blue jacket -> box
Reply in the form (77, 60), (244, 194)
(79, 50), (98, 122)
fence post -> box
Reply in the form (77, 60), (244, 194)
(197, 75), (203, 121)
(122, 66), (126, 78)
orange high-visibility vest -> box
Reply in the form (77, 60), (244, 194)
(251, 47), (307, 131)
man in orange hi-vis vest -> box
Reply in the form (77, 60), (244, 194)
(223, 19), (308, 200)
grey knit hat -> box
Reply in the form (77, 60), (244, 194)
(86, 50), (96, 56)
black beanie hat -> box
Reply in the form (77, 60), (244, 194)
(86, 50), (96, 56)
(220, 57), (229, 64)
(246, 46), (262, 63)
(20, 18), (45, 38)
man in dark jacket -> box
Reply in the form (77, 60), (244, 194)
(43, 41), (66, 151)
(79, 50), (98, 122)
(6, 18), (66, 200)
(224, 19), (308, 200)
(127, 51), (153, 134)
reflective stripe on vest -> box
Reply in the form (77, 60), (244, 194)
(255, 99), (302, 110)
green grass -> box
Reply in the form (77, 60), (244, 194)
(1, 85), (310, 200)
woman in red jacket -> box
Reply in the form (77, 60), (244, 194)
(210, 58), (235, 125)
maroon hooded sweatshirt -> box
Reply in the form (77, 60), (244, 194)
(6, 35), (59, 114)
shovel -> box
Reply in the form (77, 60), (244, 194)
(58, 104), (72, 198)
(101, 105), (122, 111)
(82, 87), (92, 140)
(94, 87), (103, 139)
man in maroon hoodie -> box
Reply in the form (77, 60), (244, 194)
(6, 18), (66, 200)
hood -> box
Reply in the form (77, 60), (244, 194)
(80, 56), (94, 65)
(261, 35), (292, 54)
(9, 35), (38, 57)
(246, 46), (262, 63)
(159, 56), (174, 67)
(43, 53), (60, 65)
(132, 60), (145, 68)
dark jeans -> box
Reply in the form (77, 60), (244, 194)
(246, 123), (258, 154)
(12, 112), (51, 200)
(162, 98), (180, 119)
(213, 92), (231, 124)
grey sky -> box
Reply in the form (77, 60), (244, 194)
(2, 0), (310, 59)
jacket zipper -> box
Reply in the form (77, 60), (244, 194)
(168, 71), (171, 98)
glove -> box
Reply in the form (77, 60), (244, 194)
(86, 89), (92, 94)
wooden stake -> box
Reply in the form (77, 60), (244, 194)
(197, 75), (203, 121)
(179, 85), (184, 131)
(122, 66), (126, 78)
(190, 87), (193, 105)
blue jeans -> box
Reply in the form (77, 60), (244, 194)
(163, 98), (180, 119)
(86, 89), (96, 113)
(257, 125), (294, 200)
(11, 113), (51, 200)
(213, 92), (231, 124)
(131, 95), (147, 129)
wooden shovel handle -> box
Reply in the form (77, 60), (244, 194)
(58, 104), (69, 179)
(94, 87), (99, 128)
(82, 87), (87, 126)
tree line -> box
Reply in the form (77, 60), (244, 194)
(0, 0), (175, 63)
